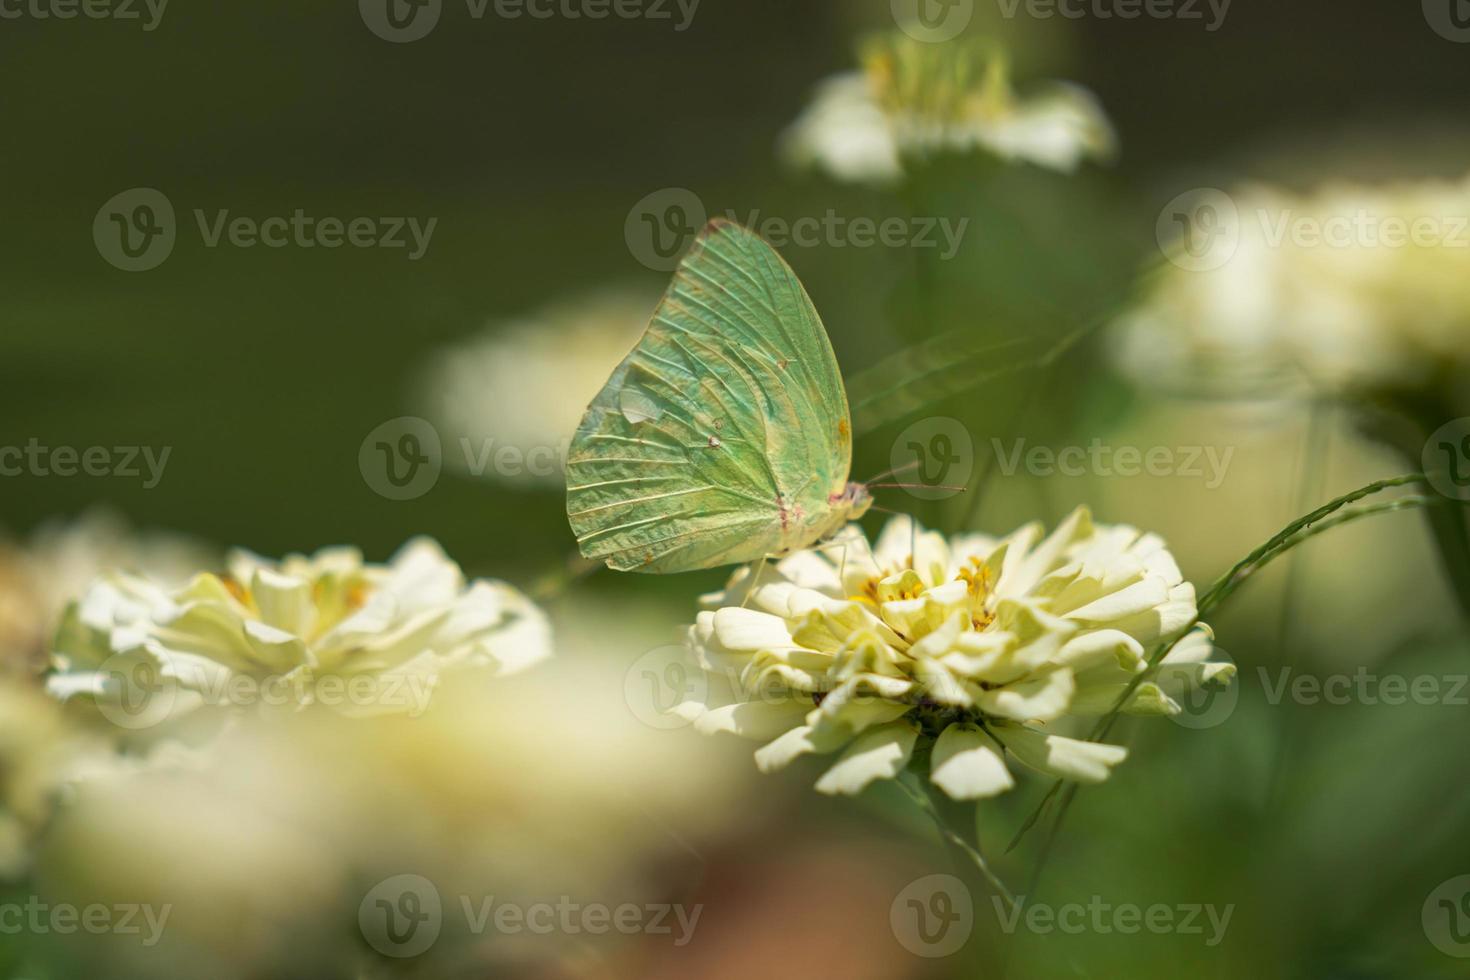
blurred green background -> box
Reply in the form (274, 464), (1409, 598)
(4, 1), (1470, 977)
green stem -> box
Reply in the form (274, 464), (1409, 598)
(1197, 473), (1428, 617)
(1420, 486), (1470, 624)
(1006, 474), (1444, 861)
(898, 775), (1017, 914)
(1262, 401), (1331, 813)
(1380, 392), (1470, 624)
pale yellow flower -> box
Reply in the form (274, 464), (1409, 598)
(1116, 175), (1470, 396)
(47, 538), (550, 730)
(417, 288), (656, 488)
(783, 35), (1114, 185)
(680, 510), (1230, 799)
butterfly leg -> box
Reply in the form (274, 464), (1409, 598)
(740, 555), (769, 609)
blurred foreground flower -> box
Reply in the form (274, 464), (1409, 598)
(0, 511), (212, 679)
(1117, 174), (1470, 398)
(679, 510), (1230, 799)
(782, 34), (1114, 185)
(418, 288), (655, 488)
(0, 680), (88, 878)
(47, 537), (550, 730)
(34, 603), (747, 979)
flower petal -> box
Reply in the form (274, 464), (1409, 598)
(813, 721), (917, 796)
(713, 607), (795, 652)
(694, 700), (812, 740)
(930, 723), (1015, 800)
(993, 725), (1127, 783)
(978, 667), (1075, 722)
(754, 724), (849, 773)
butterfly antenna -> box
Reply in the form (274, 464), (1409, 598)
(860, 459), (922, 485)
(868, 483), (969, 492)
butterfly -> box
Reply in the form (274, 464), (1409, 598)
(566, 219), (872, 573)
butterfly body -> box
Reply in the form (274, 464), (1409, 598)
(566, 220), (870, 573)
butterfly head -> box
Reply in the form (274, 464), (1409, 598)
(830, 482), (874, 523)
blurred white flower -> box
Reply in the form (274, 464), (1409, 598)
(1116, 175), (1470, 397)
(33, 596), (748, 979)
(47, 537), (550, 729)
(680, 510), (1229, 799)
(0, 680), (85, 878)
(36, 724), (354, 979)
(418, 288), (656, 488)
(0, 511), (212, 678)
(782, 35), (1115, 185)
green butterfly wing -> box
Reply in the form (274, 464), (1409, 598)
(566, 220), (855, 573)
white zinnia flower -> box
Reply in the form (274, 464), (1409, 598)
(417, 288), (656, 488)
(1116, 174), (1470, 397)
(46, 537), (550, 730)
(0, 511), (213, 679)
(680, 509), (1230, 799)
(782, 35), (1115, 185)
